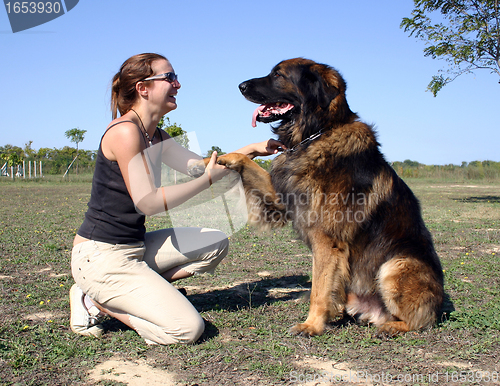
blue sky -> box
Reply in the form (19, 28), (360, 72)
(1, 0), (498, 165)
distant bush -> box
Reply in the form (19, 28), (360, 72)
(254, 158), (272, 171)
(34, 147), (96, 175)
(1, 144), (96, 175)
(391, 160), (500, 181)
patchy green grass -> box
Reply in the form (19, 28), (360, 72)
(0, 178), (499, 385)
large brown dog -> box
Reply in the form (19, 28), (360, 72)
(216, 58), (444, 336)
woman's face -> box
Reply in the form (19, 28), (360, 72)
(146, 59), (181, 115)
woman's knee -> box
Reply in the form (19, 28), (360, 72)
(182, 313), (205, 344)
(128, 301), (205, 345)
(153, 314), (205, 345)
(218, 233), (230, 258)
(202, 233), (229, 274)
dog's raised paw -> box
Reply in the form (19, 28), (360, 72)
(216, 157), (229, 167)
(216, 153), (248, 170)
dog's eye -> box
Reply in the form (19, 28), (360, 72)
(274, 73), (282, 78)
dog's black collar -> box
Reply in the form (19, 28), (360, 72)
(285, 130), (324, 153)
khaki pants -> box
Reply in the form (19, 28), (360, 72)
(71, 227), (229, 345)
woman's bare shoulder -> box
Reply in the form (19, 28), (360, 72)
(102, 120), (142, 161)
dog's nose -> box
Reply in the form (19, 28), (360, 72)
(239, 81), (248, 93)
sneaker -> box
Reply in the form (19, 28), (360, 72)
(69, 284), (104, 338)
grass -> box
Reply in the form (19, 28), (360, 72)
(0, 177), (499, 385)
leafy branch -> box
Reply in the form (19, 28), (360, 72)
(401, 0), (500, 96)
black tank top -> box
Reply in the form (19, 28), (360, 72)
(77, 121), (162, 244)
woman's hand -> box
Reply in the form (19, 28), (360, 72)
(205, 151), (229, 183)
(254, 139), (287, 157)
(233, 139), (287, 159)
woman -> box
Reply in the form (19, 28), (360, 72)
(70, 53), (285, 345)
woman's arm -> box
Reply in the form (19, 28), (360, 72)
(103, 123), (226, 216)
(129, 151), (225, 216)
(160, 133), (285, 176)
(232, 139), (287, 159)
(109, 126), (284, 216)
(159, 129), (202, 175)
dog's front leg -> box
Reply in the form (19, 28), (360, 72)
(291, 233), (349, 337)
(217, 153), (288, 230)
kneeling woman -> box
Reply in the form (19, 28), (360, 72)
(70, 53), (284, 345)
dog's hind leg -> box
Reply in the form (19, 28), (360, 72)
(290, 233), (349, 337)
(377, 257), (443, 334)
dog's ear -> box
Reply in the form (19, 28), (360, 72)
(299, 67), (339, 110)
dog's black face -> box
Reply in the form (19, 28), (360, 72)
(239, 58), (349, 130)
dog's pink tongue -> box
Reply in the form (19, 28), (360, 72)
(252, 105), (266, 127)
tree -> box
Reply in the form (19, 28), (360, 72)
(0, 145), (23, 177)
(157, 116), (189, 148)
(206, 146), (226, 157)
(0, 144), (24, 160)
(1, 152), (21, 168)
(401, 0), (500, 96)
(24, 140), (36, 159)
(403, 159), (421, 167)
(64, 128), (86, 175)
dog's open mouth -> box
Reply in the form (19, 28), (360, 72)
(252, 102), (294, 127)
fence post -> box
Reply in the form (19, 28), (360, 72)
(23, 160), (26, 179)
(11, 166), (14, 180)
(40, 161), (42, 177)
(29, 161), (32, 178)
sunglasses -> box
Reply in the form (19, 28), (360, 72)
(142, 72), (178, 83)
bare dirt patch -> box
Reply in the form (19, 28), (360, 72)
(294, 358), (373, 385)
(25, 311), (64, 322)
(89, 356), (177, 386)
(37, 266), (69, 278)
